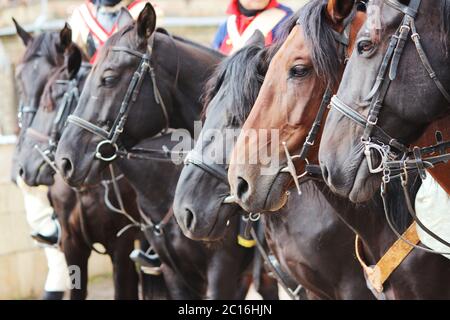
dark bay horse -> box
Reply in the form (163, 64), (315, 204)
(117, 135), (277, 299)
(53, 4), (278, 299)
(174, 5), (373, 299)
(55, 4), (223, 187)
(224, 0), (450, 299)
(319, 0), (450, 203)
(17, 42), (140, 300)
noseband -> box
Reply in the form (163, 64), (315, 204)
(330, 0), (450, 177)
(184, 149), (235, 204)
(330, 0), (450, 253)
(67, 36), (170, 162)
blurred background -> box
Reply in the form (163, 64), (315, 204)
(0, 0), (303, 299)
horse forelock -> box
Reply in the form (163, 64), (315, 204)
(441, 0), (450, 56)
(201, 45), (266, 125)
(299, 0), (342, 86)
(267, 0), (343, 87)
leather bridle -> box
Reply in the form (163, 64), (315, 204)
(329, 0), (450, 253)
(183, 11), (355, 203)
(18, 102), (38, 129)
(184, 149), (235, 203)
(329, 0), (450, 176)
(280, 15), (354, 195)
(26, 68), (88, 174)
(67, 36), (170, 163)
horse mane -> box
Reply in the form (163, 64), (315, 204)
(202, 0), (353, 124)
(201, 44), (267, 124)
(21, 31), (63, 66)
(300, 0), (345, 86)
(381, 174), (421, 232)
(108, 23), (224, 60)
(267, 0), (344, 86)
(441, 0), (450, 55)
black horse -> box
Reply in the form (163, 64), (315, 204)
(16, 40), (141, 300)
(173, 27), (373, 299)
(54, 4), (278, 299)
(12, 20), (72, 182)
(117, 134), (277, 299)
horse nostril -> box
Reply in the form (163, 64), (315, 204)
(236, 176), (249, 200)
(184, 208), (195, 231)
(19, 167), (25, 178)
(60, 158), (73, 179)
(322, 164), (329, 183)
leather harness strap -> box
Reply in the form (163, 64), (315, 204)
(355, 222), (420, 294)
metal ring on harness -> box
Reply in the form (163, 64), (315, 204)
(153, 224), (163, 236)
(95, 140), (119, 162)
(249, 212), (261, 222)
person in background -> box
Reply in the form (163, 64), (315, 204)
(69, 0), (162, 62)
(212, 0), (293, 55)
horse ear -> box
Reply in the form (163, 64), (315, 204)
(245, 30), (265, 48)
(117, 8), (134, 30)
(59, 23), (72, 51)
(136, 3), (157, 40)
(12, 18), (32, 46)
(325, 0), (355, 26)
(67, 45), (82, 79)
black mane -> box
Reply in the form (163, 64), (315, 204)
(201, 44), (267, 124)
(202, 0), (350, 124)
(110, 22), (224, 60)
(441, 0), (450, 55)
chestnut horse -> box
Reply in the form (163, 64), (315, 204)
(227, 0), (366, 213)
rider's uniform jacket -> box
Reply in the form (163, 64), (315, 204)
(212, 0), (292, 55)
(69, 0), (162, 63)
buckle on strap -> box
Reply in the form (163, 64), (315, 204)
(367, 115), (379, 126)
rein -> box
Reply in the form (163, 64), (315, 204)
(67, 36), (170, 163)
(329, 0), (450, 252)
(104, 163), (205, 297)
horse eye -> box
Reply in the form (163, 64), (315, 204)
(357, 39), (375, 56)
(101, 76), (117, 87)
(290, 65), (310, 78)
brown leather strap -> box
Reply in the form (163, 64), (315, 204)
(355, 222), (420, 293)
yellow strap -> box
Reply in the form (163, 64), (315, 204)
(355, 222), (420, 293)
(237, 235), (256, 248)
